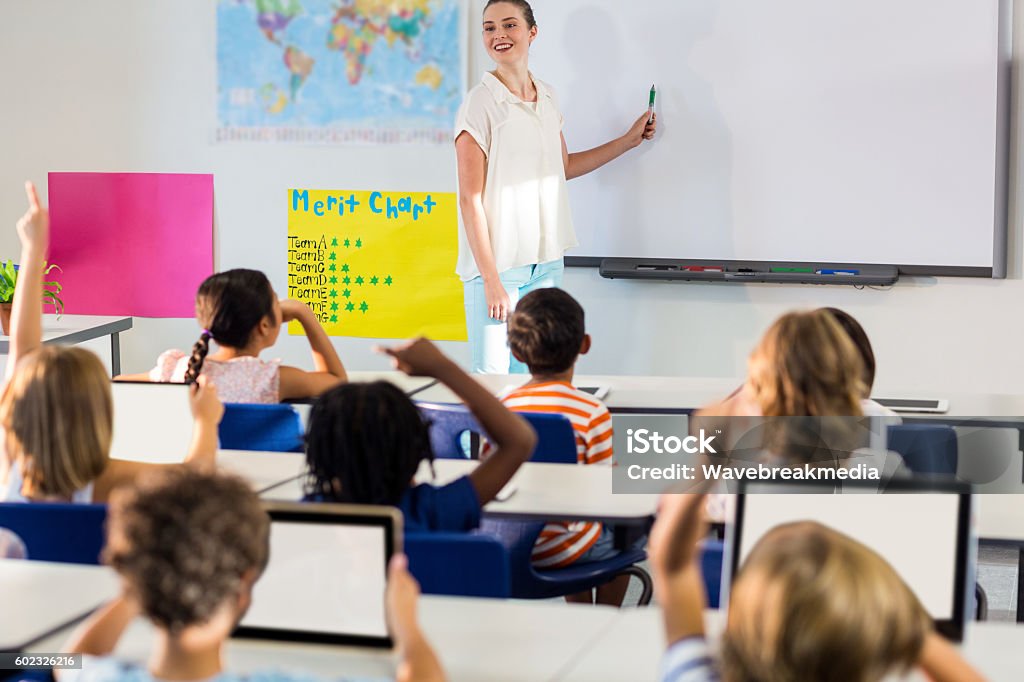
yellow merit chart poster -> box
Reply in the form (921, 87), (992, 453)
(287, 189), (467, 341)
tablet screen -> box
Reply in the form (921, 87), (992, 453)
(110, 381), (193, 464)
(236, 506), (398, 646)
(738, 493), (959, 617)
(732, 483), (970, 639)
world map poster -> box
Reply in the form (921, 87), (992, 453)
(217, 0), (464, 144)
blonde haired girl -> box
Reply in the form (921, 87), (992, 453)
(0, 183), (222, 503)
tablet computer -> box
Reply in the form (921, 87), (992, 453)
(109, 380), (193, 464)
(234, 502), (402, 647)
(727, 478), (972, 640)
(874, 398), (949, 414)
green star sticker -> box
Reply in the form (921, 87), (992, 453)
(329, 314), (338, 323)
(384, 275), (393, 286)
(370, 276), (379, 286)
(329, 263), (337, 272)
(359, 301), (369, 313)
(355, 275), (364, 286)
(343, 288), (351, 299)
(343, 238), (350, 248)
(330, 301), (339, 312)
(355, 238), (363, 249)
(345, 302), (355, 312)
(329, 252), (337, 261)
(342, 275), (351, 285)
(331, 237), (338, 247)
(329, 275), (338, 285)
(329, 289), (338, 298)
(341, 264), (350, 273)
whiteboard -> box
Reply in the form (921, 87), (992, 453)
(527, 0), (1008, 274)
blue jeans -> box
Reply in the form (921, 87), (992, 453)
(464, 260), (565, 374)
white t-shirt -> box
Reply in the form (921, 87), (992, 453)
(454, 72), (578, 281)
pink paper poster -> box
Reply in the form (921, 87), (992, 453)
(48, 173), (214, 317)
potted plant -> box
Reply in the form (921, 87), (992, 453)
(0, 260), (63, 335)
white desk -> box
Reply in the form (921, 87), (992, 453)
(25, 560), (620, 682)
(216, 449), (306, 494)
(0, 315), (132, 376)
(260, 458), (659, 526)
(0, 559), (120, 651)
(558, 607), (1024, 682)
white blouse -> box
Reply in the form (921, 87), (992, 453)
(454, 72), (577, 281)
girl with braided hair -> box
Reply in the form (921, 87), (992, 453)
(143, 269), (347, 402)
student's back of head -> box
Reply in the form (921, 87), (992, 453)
(507, 288), (587, 375)
(1, 346), (112, 499)
(185, 269), (276, 384)
(304, 381), (432, 505)
(821, 307), (876, 395)
(105, 468), (269, 635)
(748, 309), (866, 417)
(723, 521), (929, 682)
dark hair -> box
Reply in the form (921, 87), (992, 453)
(507, 288), (585, 374)
(484, 0), (537, 29)
(184, 269), (276, 384)
(304, 382), (434, 505)
(105, 469), (270, 636)
(822, 307), (876, 392)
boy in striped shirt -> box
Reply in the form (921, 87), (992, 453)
(501, 288), (633, 605)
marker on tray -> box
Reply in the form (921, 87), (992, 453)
(817, 268), (860, 275)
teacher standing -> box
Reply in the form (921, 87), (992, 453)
(455, 0), (657, 374)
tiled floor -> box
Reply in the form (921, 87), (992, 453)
(978, 545), (1019, 623)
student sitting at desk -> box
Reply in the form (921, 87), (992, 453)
(1, 183), (222, 504)
(485, 288), (633, 604)
(649, 493), (983, 682)
(60, 468), (445, 682)
(129, 269), (347, 403)
(303, 338), (536, 531)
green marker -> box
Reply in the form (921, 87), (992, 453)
(648, 84), (656, 124)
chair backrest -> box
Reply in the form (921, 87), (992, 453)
(954, 426), (1021, 491)
(887, 424), (958, 475)
(0, 503), (107, 564)
(701, 539), (725, 609)
(219, 403), (304, 452)
(417, 402), (578, 463)
(405, 532), (510, 598)
(417, 402), (478, 459)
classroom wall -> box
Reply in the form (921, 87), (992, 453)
(0, 0), (1022, 396)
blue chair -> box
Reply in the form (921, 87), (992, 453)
(219, 403), (304, 452)
(479, 519), (652, 603)
(887, 424), (958, 475)
(701, 539), (725, 609)
(0, 503), (106, 564)
(405, 532), (510, 598)
(417, 402), (578, 463)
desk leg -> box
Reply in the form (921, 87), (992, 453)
(110, 332), (121, 377)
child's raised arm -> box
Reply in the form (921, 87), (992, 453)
(58, 595), (140, 679)
(387, 554), (446, 682)
(6, 182), (48, 381)
(184, 375), (223, 470)
(917, 631), (984, 682)
(278, 298), (347, 400)
(649, 492), (709, 644)
(379, 338), (536, 505)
